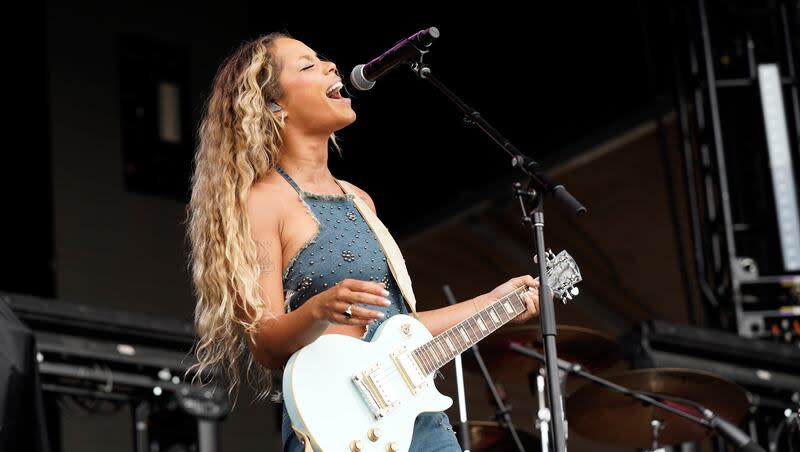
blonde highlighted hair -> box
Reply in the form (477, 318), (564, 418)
(187, 32), (339, 403)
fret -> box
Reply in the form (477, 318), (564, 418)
(472, 312), (489, 340)
(420, 348), (436, 373)
(458, 326), (470, 345)
(422, 346), (436, 373)
(489, 306), (506, 328)
(444, 335), (456, 353)
(420, 345), (434, 372)
(412, 349), (429, 375)
(513, 291), (526, 312)
(465, 318), (479, 343)
(439, 336), (456, 361)
(431, 342), (444, 366)
(425, 344), (439, 368)
(476, 316), (488, 333)
(429, 343), (441, 364)
(468, 317), (483, 341)
(450, 328), (465, 352)
(488, 306), (501, 325)
(417, 348), (432, 375)
(495, 301), (512, 323)
(479, 310), (494, 333)
(435, 340), (449, 361)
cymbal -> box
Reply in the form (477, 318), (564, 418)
(452, 421), (539, 452)
(566, 368), (750, 448)
(465, 324), (621, 383)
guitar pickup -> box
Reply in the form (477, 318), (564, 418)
(391, 346), (428, 395)
(352, 363), (399, 419)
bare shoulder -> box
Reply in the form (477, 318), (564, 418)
(246, 171), (291, 232)
(339, 179), (376, 214)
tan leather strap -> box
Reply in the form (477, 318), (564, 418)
(291, 425), (314, 452)
(335, 179), (418, 315)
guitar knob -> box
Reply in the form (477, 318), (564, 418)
(386, 442), (400, 452)
(368, 427), (382, 442)
(350, 440), (364, 452)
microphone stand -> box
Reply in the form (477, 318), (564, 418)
(510, 344), (767, 452)
(442, 285), (527, 452)
(405, 37), (586, 452)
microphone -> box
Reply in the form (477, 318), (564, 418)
(704, 410), (766, 452)
(349, 27), (440, 91)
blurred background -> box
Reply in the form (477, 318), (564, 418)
(1, 1), (798, 451)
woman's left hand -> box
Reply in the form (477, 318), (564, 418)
(481, 275), (543, 324)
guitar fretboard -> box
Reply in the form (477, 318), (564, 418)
(410, 285), (529, 376)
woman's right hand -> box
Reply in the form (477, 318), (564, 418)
(309, 279), (391, 326)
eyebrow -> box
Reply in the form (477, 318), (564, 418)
(298, 54), (319, 62)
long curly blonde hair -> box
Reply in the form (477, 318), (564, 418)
(187, 32), (339, 403)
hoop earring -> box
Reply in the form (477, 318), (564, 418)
(280, 111), (286, 125)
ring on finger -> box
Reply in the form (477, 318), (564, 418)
(344, 304), (353, 318)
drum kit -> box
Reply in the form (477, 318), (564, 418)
(452, 323), (772, 452)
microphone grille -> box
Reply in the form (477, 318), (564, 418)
(350, 64), (376, 91)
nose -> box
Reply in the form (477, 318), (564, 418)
(325, 60), (339, 76)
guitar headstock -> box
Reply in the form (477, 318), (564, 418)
(540, 249), (582, 303)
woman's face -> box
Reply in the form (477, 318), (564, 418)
(273, 37), (356, 134)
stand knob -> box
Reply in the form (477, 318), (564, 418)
(368, 427), (382, 442)
(386, 442), (400, 451)
(350, 440), (364, 452)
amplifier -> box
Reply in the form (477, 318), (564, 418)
(622, 320), (800, 400)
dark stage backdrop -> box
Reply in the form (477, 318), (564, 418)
(248, 2), (664, 238)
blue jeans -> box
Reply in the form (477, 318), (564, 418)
(281, 408), (462, 452)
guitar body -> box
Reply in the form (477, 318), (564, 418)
(283, 314), (453, 452)
(284, 250), (582, 452)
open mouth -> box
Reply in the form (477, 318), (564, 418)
(326, 81), (345, 100)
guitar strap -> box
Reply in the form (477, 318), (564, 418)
(287, 179), (421, 450)
(335, 179), (419, 316)
(291, 425), (313, 452)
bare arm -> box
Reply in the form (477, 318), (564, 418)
(415, 274), (541, 336)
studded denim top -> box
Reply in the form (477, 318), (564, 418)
(276, 165), (409, 342)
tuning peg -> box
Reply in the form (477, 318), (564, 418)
(570, 287), (579, 296)
(533, 254), (539, 264)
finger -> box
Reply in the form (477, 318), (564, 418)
(516, 275), (539, 290)
(340, 288), (391, 307)
(521, 290), (533, 308)
(334, 313), (373, 326)
(348, 305), (386, 321)
(331, 302), (374, 324)
(522, 291), (539, 315)
(332, 301), (380, 320)
(343, 278), (390, 297)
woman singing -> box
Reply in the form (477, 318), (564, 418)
(188, 32), (541, 452)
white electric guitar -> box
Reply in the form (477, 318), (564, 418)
(283, 250), (582, 452)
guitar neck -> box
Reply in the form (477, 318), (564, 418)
(411, 285), (530, 376)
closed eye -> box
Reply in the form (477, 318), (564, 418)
(301, 64), (315, 71)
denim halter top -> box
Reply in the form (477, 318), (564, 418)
(275, 165), (408, 341)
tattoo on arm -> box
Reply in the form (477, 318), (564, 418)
(256, 240), (277, 275)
